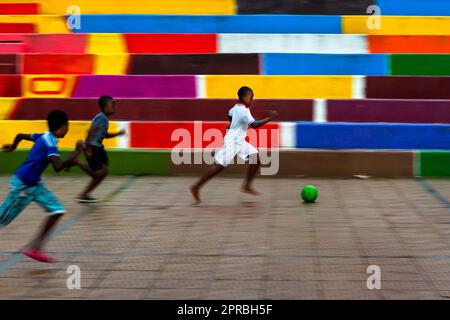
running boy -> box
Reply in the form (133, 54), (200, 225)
(190, 86), (277, 204)
(76, 96), (125, 203)
(0, 110), (85, 263)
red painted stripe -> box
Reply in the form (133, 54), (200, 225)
(0, 23), (35, 33)
(23, 54), (94, 74)
(124, 34), (217, 54)
(0, 3), (39, 15)
(0, 74), (21, 97)
(130, 121), (280, 149)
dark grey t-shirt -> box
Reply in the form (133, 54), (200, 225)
(89, 112), (109, 147)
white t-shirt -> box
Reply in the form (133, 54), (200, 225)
(225, 103), (255, 145)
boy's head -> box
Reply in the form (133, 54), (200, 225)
(47, 110), (69, 138)
(238, 86), (254, 107)
(99, 95), (116, 116)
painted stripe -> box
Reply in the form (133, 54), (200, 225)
(205, 75), (353, 99)
(73, 15), (342, 34)
(219, 34), (368, 53)
(0, 98), (18, 120)
(196, 75), (206, 99)
(263, 53), (387, 75)
(377, 0), (450, 16)
(0, 14), (69, 33)
(117, 121), (129, 148)
(296, 122), (450, 149)
(280, 122), (296, 148)
(87, 34), (127, 54)
(352, 76), (365, 99)
(313, 99), (327, 123)
(10, 0), (235, 14)
(93, 54), (129, 75)
(343, 16), (450, 35)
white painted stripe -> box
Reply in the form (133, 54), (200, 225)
(196, 75), (206, 98)
(352, 76), (365, 99)
(313, 99), (327, 123)
(219, 34), (368, 54)
(117, 121), (129, 148)
(281, 122), (296, 148)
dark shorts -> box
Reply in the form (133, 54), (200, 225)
(86, 146), (109, 172)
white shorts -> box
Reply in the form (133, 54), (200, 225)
(214, 141), (258, 167)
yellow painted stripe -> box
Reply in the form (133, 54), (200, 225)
(0, 121), (120, 149)
(0, 15), (69, 33)
(0, 98), (19, 120)
(5, 0), (235, 14)
(343, 16), (450, 35)
(94, 54), (129, 75)
(87, 34), (127, 54)
(22, 75), (77, 98)
(205, 76), (354, 99)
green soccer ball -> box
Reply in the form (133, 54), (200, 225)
(301, 185), (318, 203)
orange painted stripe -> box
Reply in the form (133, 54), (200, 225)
(23, 54), (94, 74)
(369, 35), (450, 53)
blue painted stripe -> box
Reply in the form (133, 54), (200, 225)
(296, 122), (450, 149)
(263, 54), (388, 75)
(376, 0), (450, 16)
(72, 14), (342, 33)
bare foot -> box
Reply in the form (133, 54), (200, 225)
(240, 187), (260, 196)
(190, 185), (201, 204)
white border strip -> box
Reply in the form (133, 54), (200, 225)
(313, 99), (327, 123)
(196, 75), (206, 98)
(352, 76), (365, 99)
(117, 121), (130, 148)
(281, 122), (296, 148)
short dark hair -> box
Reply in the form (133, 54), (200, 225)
(47, 110), (68, 132)
(238, 86), (253, 101)
(98, 95), (114, 111)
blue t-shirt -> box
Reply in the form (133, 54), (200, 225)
(15, 132), (60, 186)
(89, 112), (109, 147)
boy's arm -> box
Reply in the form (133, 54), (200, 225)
(2, 133), (34, 152)
(250, 111), (278, 129)
(105, 129), (126, 139)
(49, 140), (86, 172)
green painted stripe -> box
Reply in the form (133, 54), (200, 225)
(391, 54), (450, 76)
(418, 151), (450, 177)
(0, 149), (171, 176)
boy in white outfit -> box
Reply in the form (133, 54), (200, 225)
(190, 86), (277, 204)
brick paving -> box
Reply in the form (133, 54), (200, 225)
(1, 175), (450, 299)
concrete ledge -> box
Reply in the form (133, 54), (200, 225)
(0, 149), (415, 178)
(170, 149), (414, 178)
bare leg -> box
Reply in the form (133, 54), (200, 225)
(79, 165), (108, 198)
(190, 164), (225, 203)
(26, 214), (63, 250)
(241, 154), (261, 196)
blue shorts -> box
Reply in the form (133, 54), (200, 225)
(0, 175), (65, 227)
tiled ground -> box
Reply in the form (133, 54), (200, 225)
(1, 175), (450, 300)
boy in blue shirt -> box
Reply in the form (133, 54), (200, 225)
(0, 110), (86, 263)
